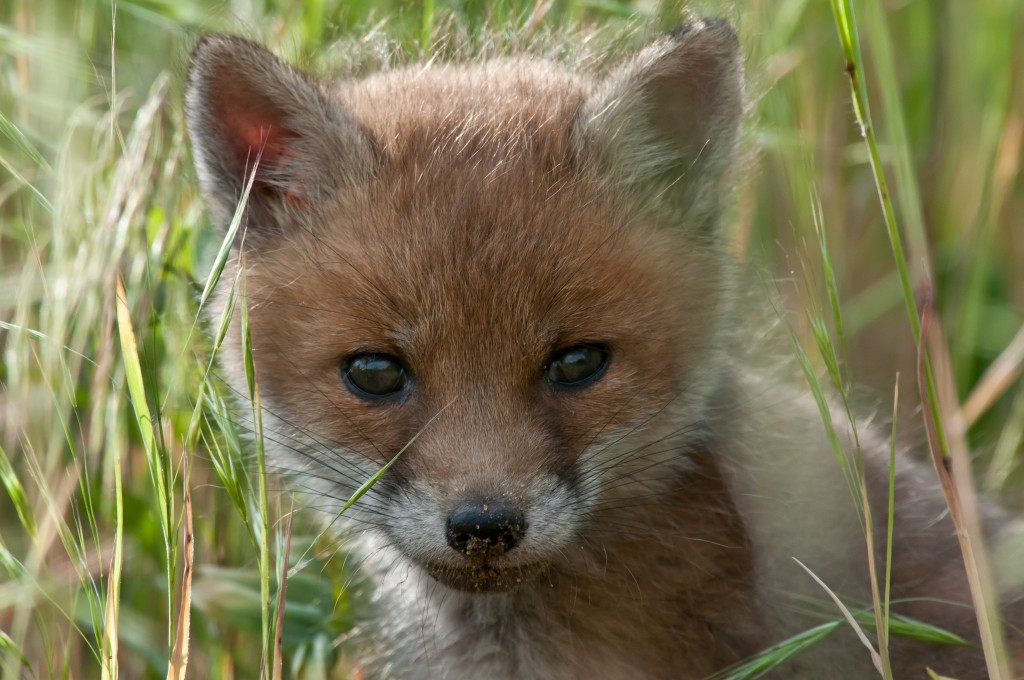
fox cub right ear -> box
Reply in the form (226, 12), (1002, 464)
(185, 35), (375, 238)
(578, 18), (743, 232)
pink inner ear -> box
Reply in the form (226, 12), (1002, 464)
(228, 113), (294, 170)
(220, 104), (305, 206)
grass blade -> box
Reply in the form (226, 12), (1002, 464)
(167, 454), (194, 680)
(100, 444), (123, 680)
(115, 274), (175, 649)
(827, 1), (1012, 675)
(238, 265), (273, 678)
(0, 444), (36, 539)
(711, 621), (842, 680)
(794, 557), (882, 673)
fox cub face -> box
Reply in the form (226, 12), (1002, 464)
(187, 20), (742, 592)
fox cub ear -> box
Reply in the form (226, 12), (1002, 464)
(185, 35), (375, 237)
(579, 18), (743, 231)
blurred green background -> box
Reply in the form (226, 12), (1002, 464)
(1, 0), (1022, 677)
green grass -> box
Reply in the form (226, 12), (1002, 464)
(1, 0), (1022, 678)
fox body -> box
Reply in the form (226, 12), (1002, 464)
(185, 19), (1024, 679)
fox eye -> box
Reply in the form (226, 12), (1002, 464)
(546, 343), (609, 388)
(343, 353), (408, 399)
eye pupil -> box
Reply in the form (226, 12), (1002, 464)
(344, 353), (407, 398)
(547, 343), (609, 387)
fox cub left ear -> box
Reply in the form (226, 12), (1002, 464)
(185, 35), (375, 239)
(578, 18), (743, 231)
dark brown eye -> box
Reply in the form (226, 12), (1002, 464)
(546, 343), (609, 388)
(343, 353), (408, 399)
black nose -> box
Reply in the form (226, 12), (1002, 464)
(445, 498), (526, 559)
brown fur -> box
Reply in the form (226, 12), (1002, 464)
(186, 19), (1024, 679)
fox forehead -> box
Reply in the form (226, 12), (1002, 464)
(244, 160), (705, 387)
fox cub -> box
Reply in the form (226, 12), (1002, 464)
(186, 17), (1023, 679)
